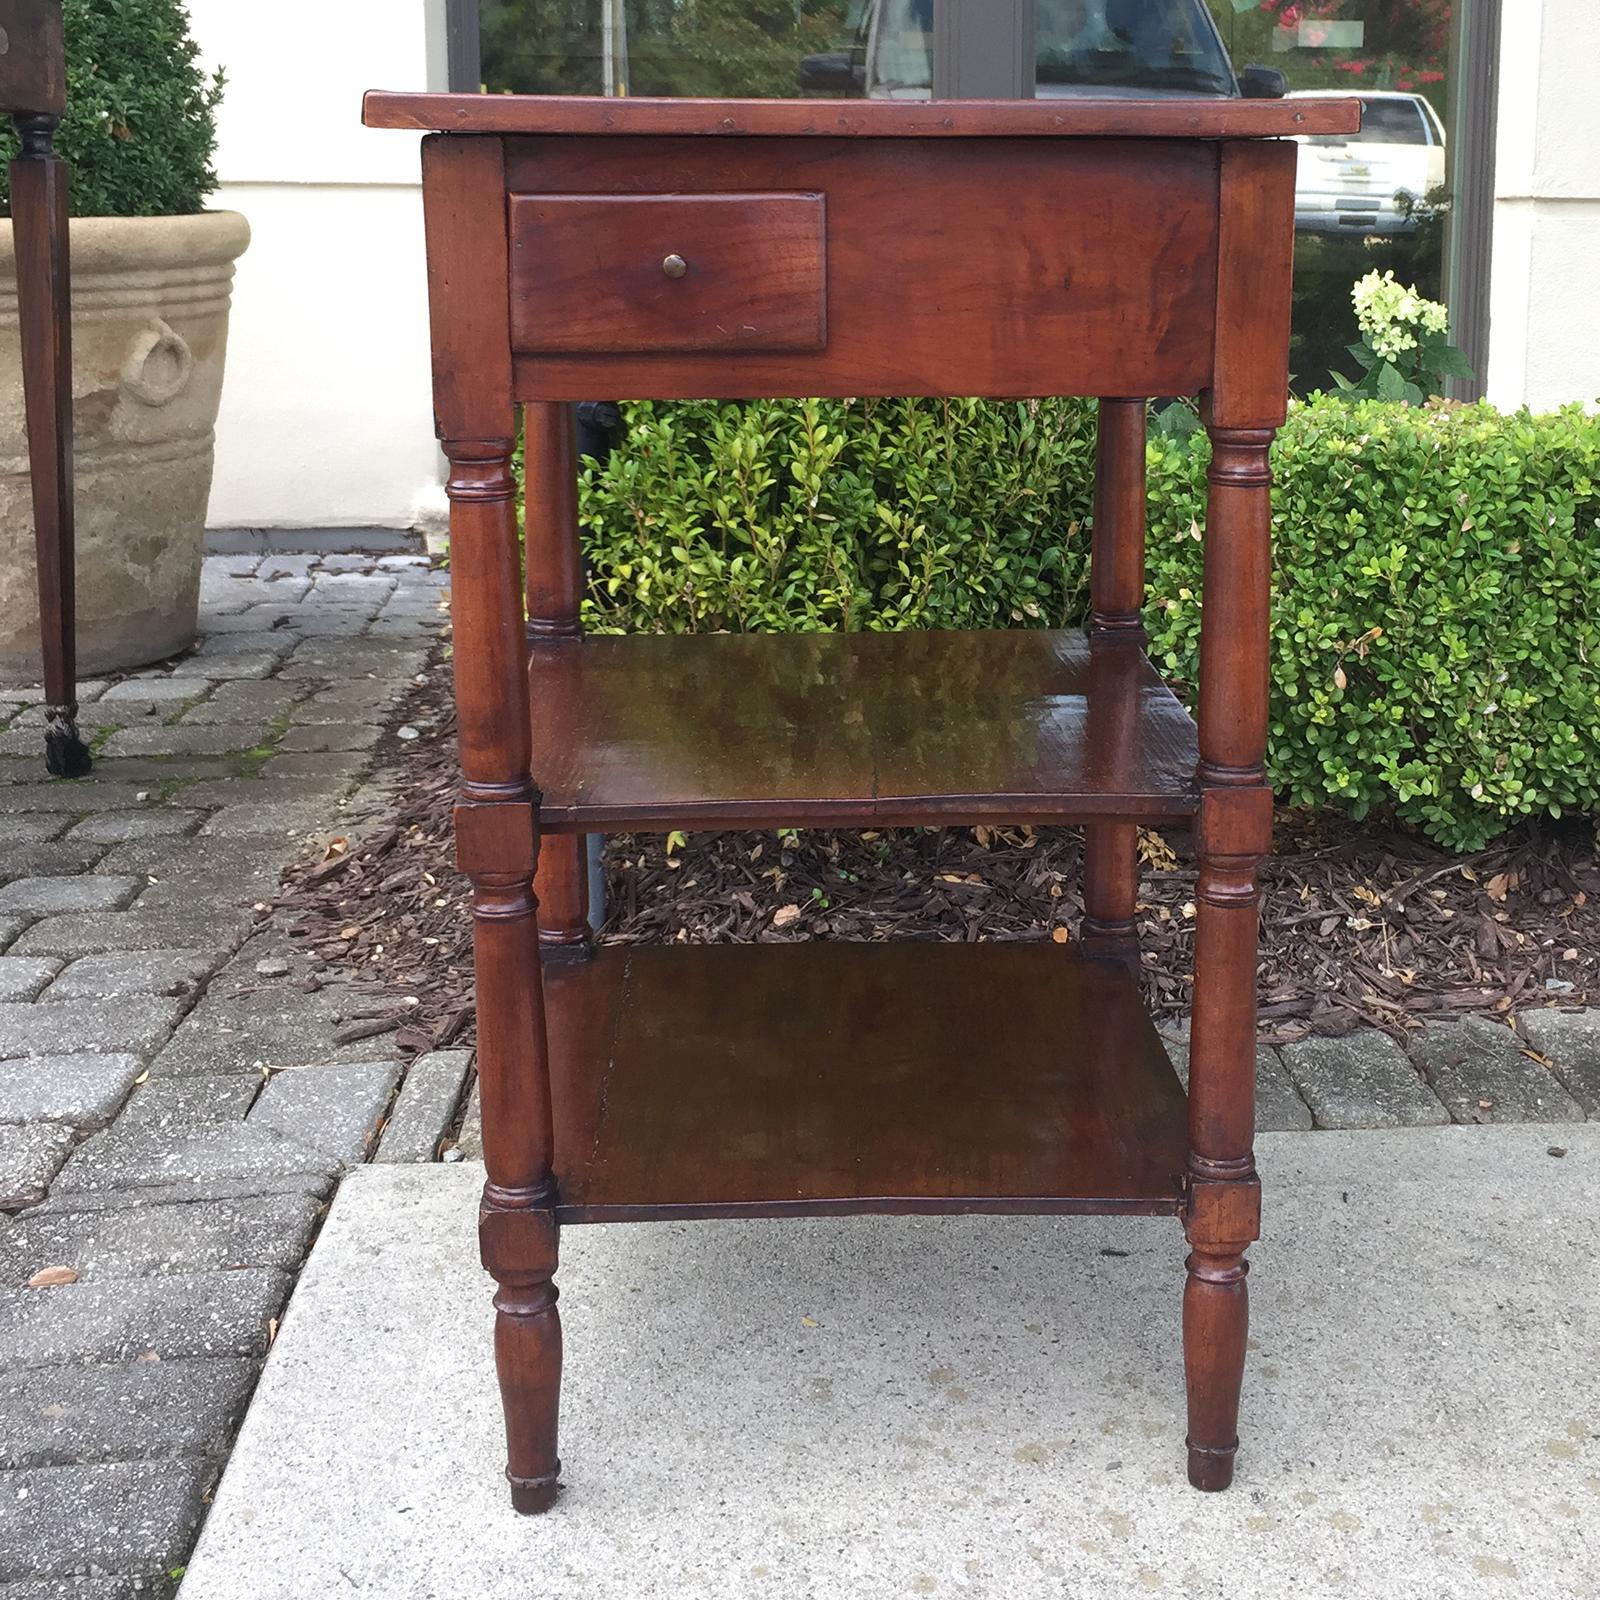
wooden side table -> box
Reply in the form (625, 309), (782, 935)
(363, 90), (1361, 1512)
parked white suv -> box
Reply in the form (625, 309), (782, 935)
(1288, 90), (1447, 236)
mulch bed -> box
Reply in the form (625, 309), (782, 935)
(277, 645), (1600, 1053)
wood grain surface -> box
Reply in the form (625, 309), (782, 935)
(543, 941), (1189, 1222)
(508, 137), (1218, 400)
(511, 191), (826, 354)
(527, 628), (1200, 831)
(365, 90), (1360, 141)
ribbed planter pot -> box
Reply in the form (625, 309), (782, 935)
(0, 209), (250, 681)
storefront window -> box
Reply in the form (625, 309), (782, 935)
(1206, 1), (1455, 392)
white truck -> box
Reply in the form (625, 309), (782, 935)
(1288, 89), (1448, 237)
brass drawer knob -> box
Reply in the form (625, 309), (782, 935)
(661, 253), (688, 280)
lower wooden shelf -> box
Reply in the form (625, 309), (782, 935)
(543, 940), (1188, 1224)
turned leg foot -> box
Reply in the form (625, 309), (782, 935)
(509, 1472), (561, 1515)
(1183, 1245), (1249, 1491)
(483, 1188), (563, 1514)
(495, 1278), (563, 1513)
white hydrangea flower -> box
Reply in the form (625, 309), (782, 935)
(1351, 269), (1450, 357)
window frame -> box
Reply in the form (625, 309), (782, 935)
(1443, 0), (1500, 401)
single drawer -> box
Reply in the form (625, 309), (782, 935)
(509, 191), (826, 356)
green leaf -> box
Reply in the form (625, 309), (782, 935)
(1432, 343), (1476, 381)
(0, 0), (223, 217)
(1377, 362), (1409, 403)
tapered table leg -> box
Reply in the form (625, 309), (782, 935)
(423, 133), (566, 1512)
(449, 434), (564, 1513)
(10, 113), (90, 777)
(1180, 136), (1295, 1491)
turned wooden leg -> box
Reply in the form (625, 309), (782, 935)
(1082, 398), (1146, 972)
(428, 142), (566, 1514)
(1184, 1242), (1249, 1490)
(1180, 142), (1297, 1491)
(534, 836), (591, 954)
(482, 1170), (562, 1513)
(1182, 423), (1275, 1491)
(471, 866), (563, 1514)
(1182, 790), (1265, 1491)
(446, 430), (564, 1514)
(1082, 822), (1138, 972)
(524, 401), (594, 959)
(495, 1285), (563, 1513)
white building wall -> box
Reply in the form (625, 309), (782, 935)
(1487, 0), (1600, 412)
(187, 1), (449, 528)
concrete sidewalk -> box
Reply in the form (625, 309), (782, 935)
(179, 1126), (1598, 1600)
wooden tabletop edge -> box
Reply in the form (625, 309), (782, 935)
(361, 90), (1362, 139)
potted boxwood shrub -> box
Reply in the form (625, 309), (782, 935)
(0, 0), (248, 677)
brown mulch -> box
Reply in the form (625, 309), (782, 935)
(277, 649), (1600, 1053)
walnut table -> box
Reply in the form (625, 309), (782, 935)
(362, 89), (1362, 1512)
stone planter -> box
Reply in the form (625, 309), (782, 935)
(0, 210), (250, 681)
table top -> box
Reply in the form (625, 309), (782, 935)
(363, 92), (1361, 141)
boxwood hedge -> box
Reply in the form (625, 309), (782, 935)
(572, 394), (1600, 850)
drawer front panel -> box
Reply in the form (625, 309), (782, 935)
(505, 137), (1219, 401)
(510, 191), (826, 355)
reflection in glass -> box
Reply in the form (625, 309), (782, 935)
(1035, 0), (1236, 98)
(1206, 1), (1454, 395)
(797, 0), (933, 99)
(480, 2), (890, 101)
(1289, 88), (1447, 237)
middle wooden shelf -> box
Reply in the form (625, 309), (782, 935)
(528, 627), (1199, 833)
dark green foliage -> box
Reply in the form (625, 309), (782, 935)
(627, 0), (850, 98)
(0, 0), (222, 218)
(479, 0), (597, 95)
(1145, 397), (1600, 849)
(480, 0), (849, 98)
(574, 394), (1600, 849)
(580, 397), (1098, 635)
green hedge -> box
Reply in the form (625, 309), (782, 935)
(574, 395), (1600, 850)
(580, 397), (1099, 634)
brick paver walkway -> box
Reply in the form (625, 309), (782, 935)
(1, 537), (1597, 1595)
(0, 537), (468, 1597)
